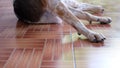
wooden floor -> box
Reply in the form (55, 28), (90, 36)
(0, 0), (120, 68)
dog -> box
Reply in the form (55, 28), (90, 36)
(13, 0), (112, 42)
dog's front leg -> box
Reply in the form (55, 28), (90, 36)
(54, 1), (106, 42)
(69, 7), (112, 24)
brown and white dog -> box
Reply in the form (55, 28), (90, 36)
(13, 0), (112, 42)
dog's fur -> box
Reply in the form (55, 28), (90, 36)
(13, 0), (112, 42)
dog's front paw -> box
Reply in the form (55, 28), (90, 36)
(97, 17), (112, 24)
(87, 31), (106, 43)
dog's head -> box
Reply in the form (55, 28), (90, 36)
(13, 0), (47, 22)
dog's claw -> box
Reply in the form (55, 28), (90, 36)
(100, 39), (105, 42)
(92, 38), (106, 43)
(78, 33), (81, 35)
(92, 39), (98, 43)
(101, 9), (104, 13)
(89, 20), (92, 24)
(103, 38), (106, 40)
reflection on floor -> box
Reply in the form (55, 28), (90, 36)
(0, 0), (120, 68)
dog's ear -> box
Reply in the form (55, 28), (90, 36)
(13, 0), (46, 22)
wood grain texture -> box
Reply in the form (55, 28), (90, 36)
(0, 0), (120, 68)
